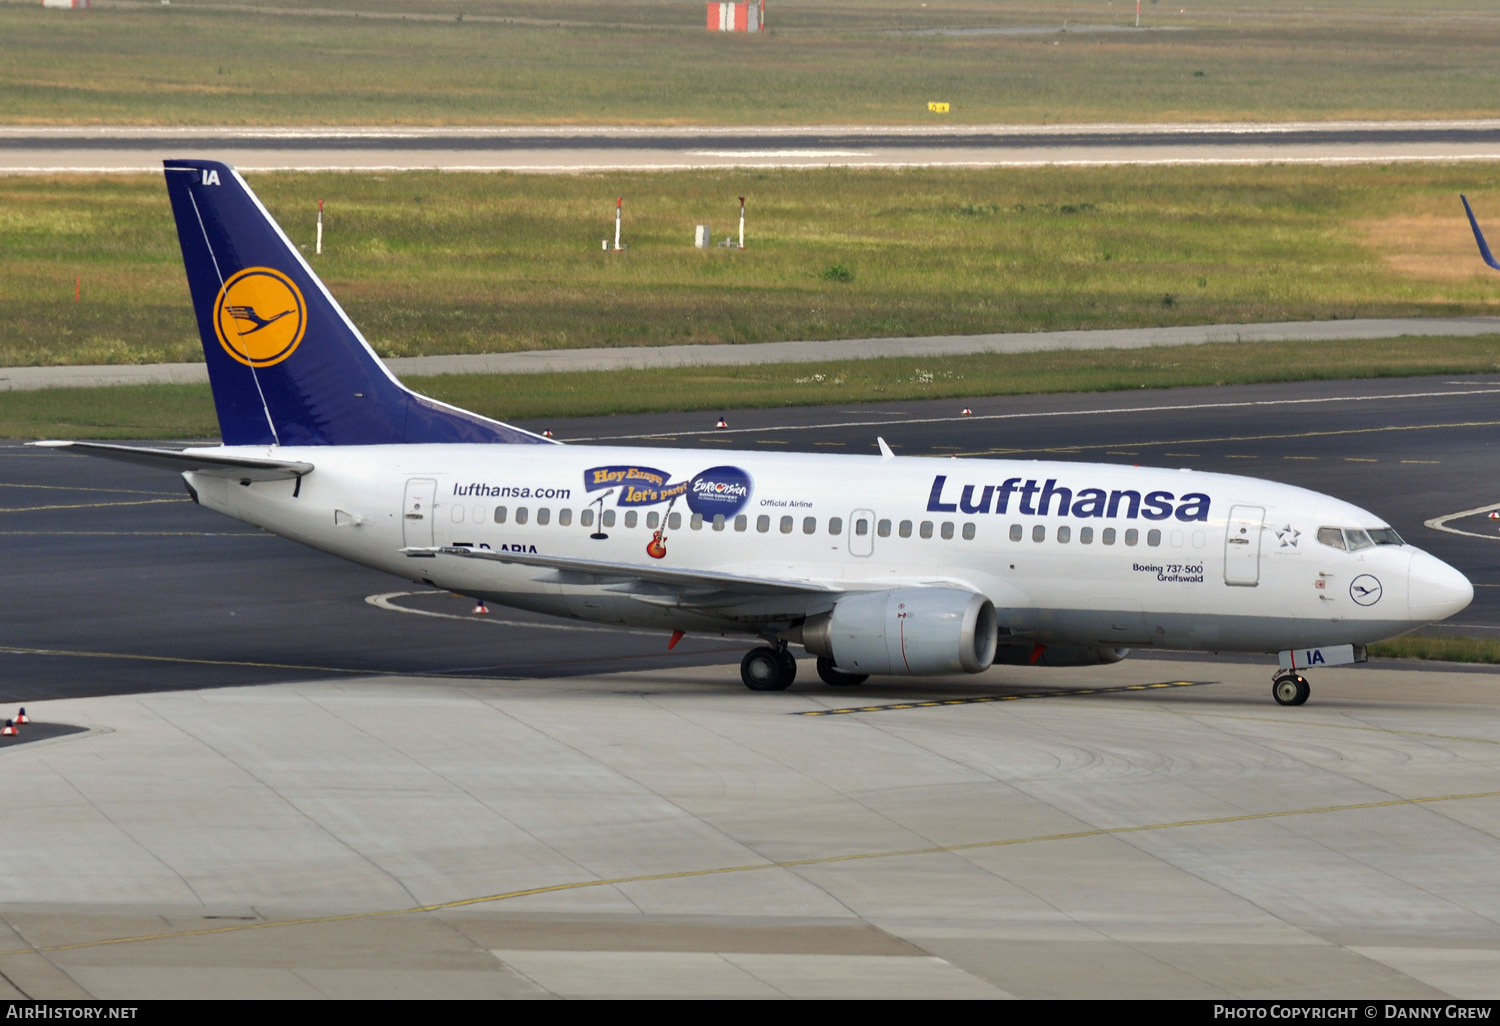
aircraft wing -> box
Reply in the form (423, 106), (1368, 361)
(403, 545), (843, 613)
(29, 441), (313, 481)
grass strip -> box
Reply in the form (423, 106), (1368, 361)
(5, 162), (1500, 369)
(4, 1), (1500, 126)
(5, 335), (1500, 439)
(1370, 635), (1500, 665)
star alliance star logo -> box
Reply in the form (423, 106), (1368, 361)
(1276, 524), (1301, 548)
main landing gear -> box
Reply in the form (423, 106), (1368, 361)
(739, 645), (872, 691)
(741, 644), (798, 691)
(1272, 669), (1311, 706)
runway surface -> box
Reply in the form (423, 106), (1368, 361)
(7, 120), (1500, 173)
(2, 376), (1499, 998)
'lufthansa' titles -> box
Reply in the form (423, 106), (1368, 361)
(926, 475), (1210, 522)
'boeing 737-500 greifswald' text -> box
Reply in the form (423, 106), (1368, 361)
(35, 162), (1474, 705)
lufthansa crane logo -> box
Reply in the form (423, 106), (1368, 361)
(1349, 574), (1383, 607)
(213, 267), (307, 367)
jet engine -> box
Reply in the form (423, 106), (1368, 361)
(793, 588), (999, 676)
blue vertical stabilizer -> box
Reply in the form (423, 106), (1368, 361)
(163, 159), (549, 447)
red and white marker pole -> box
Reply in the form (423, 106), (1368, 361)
(316, 199), (324, 255)
(614, 196), (623, 251)
(738, 196), (746, 249)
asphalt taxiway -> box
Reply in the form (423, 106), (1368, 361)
(1, 376), (1499, 998)
(8, 121), (1500, 174)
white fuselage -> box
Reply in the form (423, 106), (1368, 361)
(182, 442), (1472, 656)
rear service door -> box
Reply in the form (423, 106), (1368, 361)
(403, 478), (437, 549)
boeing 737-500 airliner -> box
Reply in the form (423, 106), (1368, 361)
(36, 161), (1474, 705)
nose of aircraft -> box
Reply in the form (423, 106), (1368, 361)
(1408, 551), (1474, 623)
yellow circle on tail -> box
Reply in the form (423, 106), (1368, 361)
(213, 267), (307, 367)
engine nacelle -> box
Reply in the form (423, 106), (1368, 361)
(991, 644), (1130, 667)
(794, 588), (999, 676)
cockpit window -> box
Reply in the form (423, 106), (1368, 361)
(1367, 527), (1405, 546)
(1316, 527), (1346, 551)
(1343, 529), (1374, 552)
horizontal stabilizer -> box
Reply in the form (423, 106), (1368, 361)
(29, 441), (313, 480)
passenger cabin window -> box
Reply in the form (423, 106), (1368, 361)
(899, 520), (913, 539)
(602, 510), (616, 528)
(1124, 529), (1138, 546)
(734, 515), (747, 532)
(474, 506), (487, 524)
(803, 517), (816, 535)
(962, 523), (975, 541)
(558, 509), (572, 527)
(580, 509), (593, 527)
(758, 515), (772, 533)
(940, 522), (954, 540)
(828, 517), (843, 536)
(714, 514), (727, 532)
(691, 513), (704, 531)
(1079, 527), (1093, 544)
(1057, 525), (1071, 543)
(1009, 524), (1023, 542)
(1032, 525), (1045, 543)
(515, 507), (529, 525)
(536, 508), (550, 526)
(1147, 529), (1161, 547)
(668, 512), (681, 530)
(854, 518), (869, 537)
(647, 511), (659, 529)
(1102, 528), (1116, 545)
(623, 510), (636, 529)
(920, 521), (934, 540)
(493, 506), (507, 524)
(877, 519), (892, 538)
(451, 505), (465, 524)
(780, 516), (793, 534)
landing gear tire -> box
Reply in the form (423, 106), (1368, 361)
(816, 656), (869, 687)
(741, 646), (793, 691)
(777, 648), (798, 686)
(1272, 672), (1310, 706)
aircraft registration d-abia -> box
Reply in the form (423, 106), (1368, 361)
(37, 160), (1474, 705)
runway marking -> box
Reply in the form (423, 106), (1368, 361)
(0, 482), (180, 496)
(1425, 502), (1500, 542)
(19, 155), (1500, 175)
(0, 644), (382, 676)
(577, 387), (1500, 443)
(958, 419), (1500, 460)
(0, 497), (187, 514)
(797, 680), (1209, 716)
(692, 149), (874, 158)
(5, 784), (1499, 961)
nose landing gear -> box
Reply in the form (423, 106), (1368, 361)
(1272, 670), (1311, 706)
